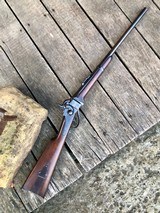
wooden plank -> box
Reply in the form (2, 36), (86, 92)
(5, 0), (138, 155)
(152, 0), (160, 9)
(41, 0), (160, 134)
(0, 47), (65, 211)
(0, 0), (112, 175)
(0, 49), (51, 211)
(78, 0), (160, 109)
(0, 188), (27, 213)
(114, 0), (160, 57)
(0, 46), (82, 211)
(0, 0), (159, 211)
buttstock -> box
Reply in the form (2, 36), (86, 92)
(23, 136), (64, 197)
(23, 102), (77, 197)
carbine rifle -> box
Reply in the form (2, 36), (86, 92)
(23, 7), (148, 197)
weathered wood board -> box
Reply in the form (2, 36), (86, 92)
(78, 0), (160, 108)
(0, 44), (82, 211)
(5, 0), (139, 155)
(152, 0), (160, 9)
(114, 0), (160, 57)
(0, 188), (27, 213)
(0, 0), (160, 212)
(0, 47), (52, 211)
(1, 0), (113, 175)
(42, 0), (159, 134)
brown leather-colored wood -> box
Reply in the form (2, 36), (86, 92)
(23, 114), (75, 197)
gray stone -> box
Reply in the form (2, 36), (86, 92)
(0, 87), (48, 188)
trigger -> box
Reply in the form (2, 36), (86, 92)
(72, 110), (80, 128)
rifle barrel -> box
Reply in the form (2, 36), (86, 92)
(108, 7), (148, 57)
(75, 7), (148, 100)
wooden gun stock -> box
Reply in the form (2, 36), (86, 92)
(23, 114), (75, 197)
(23, 137), (63, 197)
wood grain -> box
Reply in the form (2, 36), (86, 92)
(78, 0), (160, 108)
(42, 0), (160, 134)
(5, 0), (139, 154)
(0, 0), (112, 174)
(152, 0), (160, 9)
(0, 188), (27, 213)
(0, 44), (82, 211)
(1, 0), (160, 211)
(0, 47), (54, 211)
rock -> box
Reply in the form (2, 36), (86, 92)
(0, 87), (48, 188)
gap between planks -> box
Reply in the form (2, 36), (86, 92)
(0, 45), (82, 212)
(39, 0), (160, 132)
(3, 0), (118, 154)
(1, 0), (160, 210)
(75, 0), (160, 111)
(113, 0), (160, 59)
(3, 0), (159, 162)
(0, 0), (159, 211)
(40, 0), (139, 135)
(2, 0), (111, 165)
(3, 0), (132, 158)
(1, 45), (83, 168)
(13, 187), (29, 212)
(152, 0), (160, 10)
(1, 44), (83, 178)
(76, 1), (158, 107)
